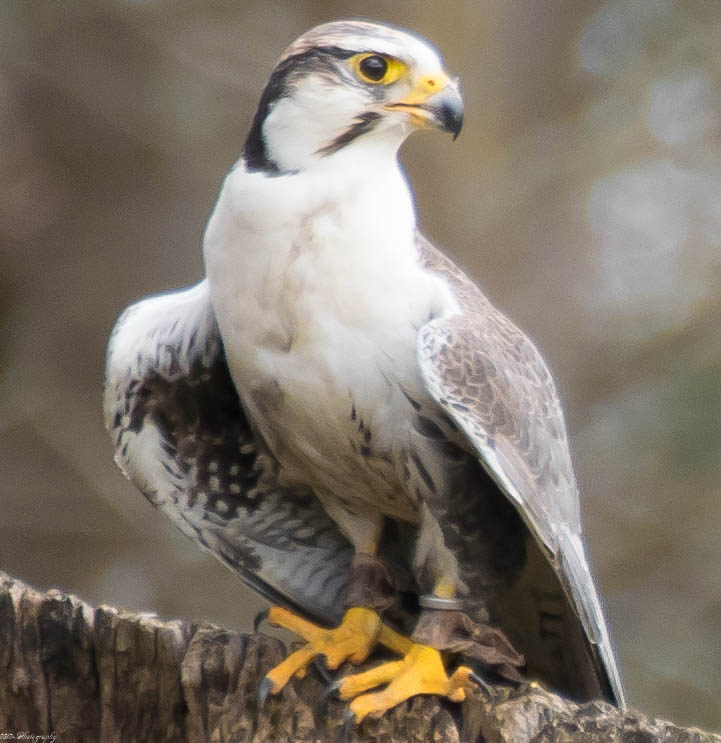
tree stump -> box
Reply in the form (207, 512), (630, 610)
(0, 572), (717, 743)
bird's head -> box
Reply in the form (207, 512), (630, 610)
(243, 20), (463, 174)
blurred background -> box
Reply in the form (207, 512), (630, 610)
(1, 0), (719, 731)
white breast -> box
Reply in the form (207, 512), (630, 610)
(203, 150), (457, 516)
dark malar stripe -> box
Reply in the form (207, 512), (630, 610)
(317, 111), (382, 156)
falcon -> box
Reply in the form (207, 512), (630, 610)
(104, 20), (625, 721)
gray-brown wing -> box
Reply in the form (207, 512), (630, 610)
(104, 280), (352, 623)
(416, 234), (625, 706)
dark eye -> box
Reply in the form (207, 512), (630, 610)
(359, 55), (388, 82)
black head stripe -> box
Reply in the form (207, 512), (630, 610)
(243, 46), (356, 174)
(317, 111), (382, 157)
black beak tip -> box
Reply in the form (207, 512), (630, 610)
(439, 102), (463, 140)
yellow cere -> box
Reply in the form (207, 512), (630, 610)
(350, 53), (409, 85)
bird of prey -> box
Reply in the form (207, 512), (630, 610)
(105, 19), (625, 722)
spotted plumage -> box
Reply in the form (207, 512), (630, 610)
(104, 19), (625, 713)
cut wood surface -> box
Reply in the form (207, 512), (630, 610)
(0, 572), (717, 743)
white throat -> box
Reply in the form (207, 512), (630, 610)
(204, 141), (419, 286)
(202, 137), (452, 376)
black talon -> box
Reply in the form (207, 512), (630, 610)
(257, 677), (274, 710)
(253, 608), (269, 633)
(469, 671), (494, 699)
(315, 654), (333, 684)
(323, 679), (342, 701)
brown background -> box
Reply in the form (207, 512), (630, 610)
(1, 0), (719, 731)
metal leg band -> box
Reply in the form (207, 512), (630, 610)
(418, 594), (465, 611)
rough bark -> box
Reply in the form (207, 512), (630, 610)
(0, 572), (717, 743)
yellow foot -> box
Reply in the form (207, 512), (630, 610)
(259, 606), (382, 702)
(336, 643), (482, 723)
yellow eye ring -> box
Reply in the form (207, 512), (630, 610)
(350, 53), (408, 85)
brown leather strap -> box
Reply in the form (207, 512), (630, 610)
(411, 608), (525, 682)
(343, 553), (396, 611)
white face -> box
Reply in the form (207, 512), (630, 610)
(244, 21), (463, 174)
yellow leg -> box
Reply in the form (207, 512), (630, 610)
(434, 578), (456, 599)
(378, 623), (413, 655)
(260, 605), (382, 699)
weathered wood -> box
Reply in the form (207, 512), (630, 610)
(0, 572), (717, 743)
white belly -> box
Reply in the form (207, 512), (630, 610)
(245, 323), (425, 522)
(203, 159), (457, 521)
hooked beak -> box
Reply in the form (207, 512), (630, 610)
(385, 72), (464, 140)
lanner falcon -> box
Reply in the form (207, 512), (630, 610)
(105, 20), (625, 721)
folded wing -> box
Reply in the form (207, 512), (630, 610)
(104, 280), (353, 622)
(416, 234), (625, 706)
